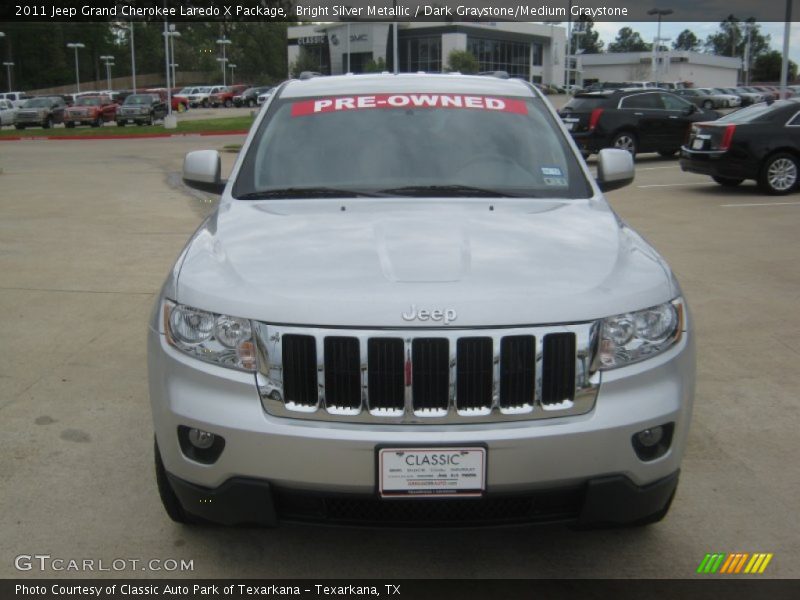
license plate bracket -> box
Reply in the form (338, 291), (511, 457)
(377, 446), (487, 498)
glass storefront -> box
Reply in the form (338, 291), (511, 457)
(466, 37), (543, 79)
(399, 36), (442, 73)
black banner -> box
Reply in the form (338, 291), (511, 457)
(3, 580), (800, 600)
(1, 0), (799, 23)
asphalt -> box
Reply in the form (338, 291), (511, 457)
(1, 130), (798, 579)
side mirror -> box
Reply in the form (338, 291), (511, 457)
(596, 148), (635, 193)
(183, 150), (226, 194)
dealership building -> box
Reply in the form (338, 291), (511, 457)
(579, 51), (742, 88)
(287, 22), (568, 85)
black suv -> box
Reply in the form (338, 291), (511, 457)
(559, 90), (719, 158)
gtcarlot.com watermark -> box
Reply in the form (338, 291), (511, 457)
(14, 554), (194, 573)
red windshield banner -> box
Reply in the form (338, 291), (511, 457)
(290, 94), (528, 117)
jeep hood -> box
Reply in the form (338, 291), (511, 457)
(175, 198), (677, 327)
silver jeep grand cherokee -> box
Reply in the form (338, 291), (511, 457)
(148, 73), (695, 527)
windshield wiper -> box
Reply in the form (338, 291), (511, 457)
(236, 187), (381, 200)
(379, 184), (518, 197)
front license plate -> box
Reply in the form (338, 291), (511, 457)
(378, 447), (486, 498)
(692, 138), (705, 150)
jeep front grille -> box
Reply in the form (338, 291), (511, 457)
(255, 323), (599, 424)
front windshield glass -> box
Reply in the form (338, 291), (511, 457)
(25, 98), (52, 108)
(235, 93), (591, 199)
(124, 95), (153, 105)
(716, 101), (790, 123)
(76, 97), (102, 106)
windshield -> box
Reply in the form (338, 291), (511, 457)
(562, 96), (608, 111)
(178, 88), (196, 95)
(124, 95), (153, 105)
(235, 93), (591, 199)
(25, 98), (52, 108)
(75, 97), (102, 106)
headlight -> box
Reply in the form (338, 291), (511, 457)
(597, 299), (684, 370)
(163, 300), (256, 371)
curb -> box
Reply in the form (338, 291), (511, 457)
(0, 130), (248, 142)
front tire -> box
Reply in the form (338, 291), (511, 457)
(703, 100), (714, 110)
(611, 131), (638, 156)
(224, 99), (232, 108)
(759, 152), (799, 195)
(65, 121), (75, 129)
(116, 121), (125, 127)
(15, 124), (25, 130)
(43, 117), (53, 129)
(712, 176), (744, 187)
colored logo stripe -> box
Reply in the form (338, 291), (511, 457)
(697, 553), (773, 574)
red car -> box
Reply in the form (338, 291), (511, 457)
(64, 94), (117, 128)
(145, 88), (189, 112)
(210, 84), (249, 108)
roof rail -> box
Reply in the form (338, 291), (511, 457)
(298, 71), (321, 81)
(478, 70), (510, 79)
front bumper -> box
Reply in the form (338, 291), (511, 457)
(165, 468), (679, 527)
(148, 312), (695, 502)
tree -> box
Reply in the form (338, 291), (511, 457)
(672, 30), (700, 52)
(290, 48), (322, 78)
(573, 18), (604, 54)
(607, 27), (651, 53)
(364, 57), (387, 73)
(751, 50), (797, 82)
(446, 50), (479, 74)
(704, 16), (770, 59)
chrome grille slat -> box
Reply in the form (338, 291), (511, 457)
(255, 323), (599, 424)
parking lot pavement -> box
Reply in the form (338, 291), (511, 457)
(1, 140), (798, 579)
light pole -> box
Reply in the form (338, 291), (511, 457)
(127, 22), (137, 92)
(100, 55), (114, 91)
(216, 37), (232, 85)
(66, 42), (85, 94)
(568, 29), (585, 89)
(227, 63), (236, 85)
(648, 8), (674, 85)
(3, 62), (13, 92)
(166, 28), (180, 87)
(780, 0), (792, 98)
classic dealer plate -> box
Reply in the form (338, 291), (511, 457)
(378, 447), (486, 498)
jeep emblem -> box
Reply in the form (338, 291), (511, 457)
(402, 304), (457, 325)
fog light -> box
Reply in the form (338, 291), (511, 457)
(177, 426), (225, 464)
(636, 427), (664, 448)
(632, 423), (674, 462)
(188, 428), (215, 449)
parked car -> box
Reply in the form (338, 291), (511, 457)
(210, 84), (249, 107)
(144, 88), (189, 112)
(622, 81), (661, 90)
(0, 98), (17, 126)
(64, 94), (117, 128)
(559, 89), (719, 157)
(749, 86), (779, 101)
(151, 73), (695, 528)
(680, 99), (800, 194)
(674, 88), (731, 109)
(726, 87), (765, 106)
(695, 88), (741, 108)
(186, 86), (226, 108)
(14, 96), (67, 129)
(656, 82), (686, 91)
(234, 86), (271, 107)
(115, 94), (167, 126)
(0, 91), (31, 109)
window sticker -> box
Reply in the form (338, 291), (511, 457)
(541, 166), (563, 176)
(291, 94), (529, 117)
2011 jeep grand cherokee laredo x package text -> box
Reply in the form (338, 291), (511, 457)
(148, 74), (695, 528)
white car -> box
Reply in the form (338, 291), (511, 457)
(150, 73), (695, 528)
(0, 98), (17, 125)
(0, 91), (31, 109)
(696, 88), (741, 108)
(186, 86), (225, 108)
(256, 88), (275, 106)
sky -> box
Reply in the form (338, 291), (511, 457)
(589, 22), (800, 64)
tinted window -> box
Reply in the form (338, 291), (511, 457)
(620, 93), (661, 109)
(717, 101), (795, 124)
(236, 94), (591, 199)
(660, 93), (692, 110)
(562, 96), (608, 111)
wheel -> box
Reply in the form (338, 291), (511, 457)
(658, 149), (678, 157)
(65, 121), (75, 129)
(116, 121), (125, 127)
(758, 152), (799, 195)
(15, 124), (25, 130)
(712, 176), (744, 187)
(224, 99), (232, 108)
(91, 117), (101, 128)
(202, 99), (209, 108)
(154, 440), (197, 525)
(611, 131), (638, 156)
(43, 117), (53, 129)
(703, 100), (714, 110)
